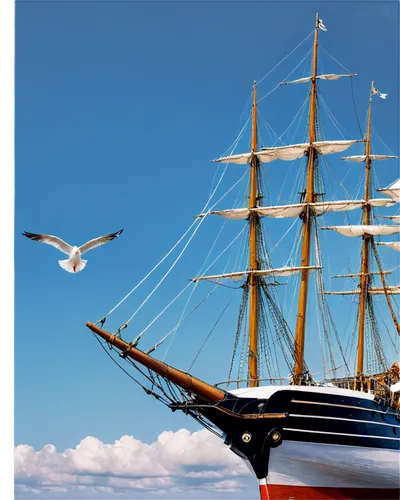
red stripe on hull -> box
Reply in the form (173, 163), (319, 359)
(259, 484), (400, 500)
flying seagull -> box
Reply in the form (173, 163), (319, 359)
(22, 229), (124, 273)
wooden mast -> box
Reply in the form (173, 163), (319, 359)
(293, 13), (319, 384)
(248, 81), (260, 387)
(357, 82), (400, 375)
(356, 81), (373, 377)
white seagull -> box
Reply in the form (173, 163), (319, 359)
(22, 229), (124, 273)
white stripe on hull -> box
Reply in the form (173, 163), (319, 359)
(267, 440), (400, 488)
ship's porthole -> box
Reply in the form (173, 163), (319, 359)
(242, 432), (252, 443)
(381, 414), (386, 422)
(393, 427), (398, 436)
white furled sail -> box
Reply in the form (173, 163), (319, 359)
(255, 204), (304, 218)
(280, 74), (356, 85)
(213, 140), (362, 165)
(341, 155), (400, 162)
(203, 208), (249, 220)
(313, 140), (363, 155)
(198, 199), (395, 220)
(322, 225), (400, 237)
(257, 144), (309, 162)
(377, 241), (400, 252)
(369, 198), (397, 207)
(212, 152), (252, 164)
(256, 200), (363, 217)
(312, 200), (363, 214)
(378, 178), (400, 202)
(191, 266), (322, 283)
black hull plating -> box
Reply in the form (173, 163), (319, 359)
(192, 388), (400, 479)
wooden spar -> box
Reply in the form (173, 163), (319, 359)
(248, 81), (260, 387)
(356, 82), (373, 376)
(364, 84), (400, 336)
(86, 322), (225, 402)
(293, 13), (319, 383)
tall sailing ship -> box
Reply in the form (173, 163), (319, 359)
(86, 14), (400, 500)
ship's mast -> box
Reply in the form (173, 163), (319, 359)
(356, 82), (373, 376)
(248, 81), (260, 387)
(293, 13), (319, 383)
(356, 82), (400, 374)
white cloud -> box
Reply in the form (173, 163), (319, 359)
(15, 428), (255, 499)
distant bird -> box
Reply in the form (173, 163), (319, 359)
(22, 229), (124, 273)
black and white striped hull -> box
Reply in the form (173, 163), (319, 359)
(198, 385), (400, 499)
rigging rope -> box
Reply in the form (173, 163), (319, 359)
(257, 29), (314, 86)
(188, 287), (241, 372)
(319, 45), (363, 138)
(258, 47), (314, 104)
(149, 284), (220, 355)
(95, 114), (252, 326)
(227, 283), (249, 384)
(162, 223), (248, 359)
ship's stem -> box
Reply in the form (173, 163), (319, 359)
(293, 13), (319, 383)
(356, 83), (373, 376)
(86, 322), (225, 402)
(248, 82), (260, 387)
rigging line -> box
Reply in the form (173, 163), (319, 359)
(199, 224), (248, 278)
(319, 45), (352, 74)
(268, 217), (298, 255)
(96, 118), (251, 325)
(286, 94), (309, 145)
(257, 29), (314, 86)
(136, 173), (246, 350)
(258, 47), (314, 104)
(188, 287), (241, 372)
(209, 114), (252, 197)
(318, 93), (349, 139)
(320, 156), (353, 200)
(330, 160), (356, 201)
(260, 97), (308, 147)
(350, 77), (364, 139)
(133, 281), (193, 342)
(240, 90), (255, 122)
(258, 111), (284, 146)
(219, 114), (252, 160)
(161, 224), (248, 359)
(314, 274), (327, 379)
(273, 96), (309, 147)
(95, 219), (200, 324)
(372, 126), (397, 157)
(233, 223), (249, 271)
(152, 283), (220, 356)
(108, 164), (246, 328)
(123, 214), (209, 326)
(199, 165), (247, 278)
(205, 169), (249, 215)
(91, 332), (171, 405)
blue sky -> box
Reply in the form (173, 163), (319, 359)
(8, 0), (399, 498)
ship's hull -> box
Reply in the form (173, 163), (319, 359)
(260, 440), (399, 499)
(196, 385), (400, 499)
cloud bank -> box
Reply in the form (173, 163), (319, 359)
(15, 428), (256, 499)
